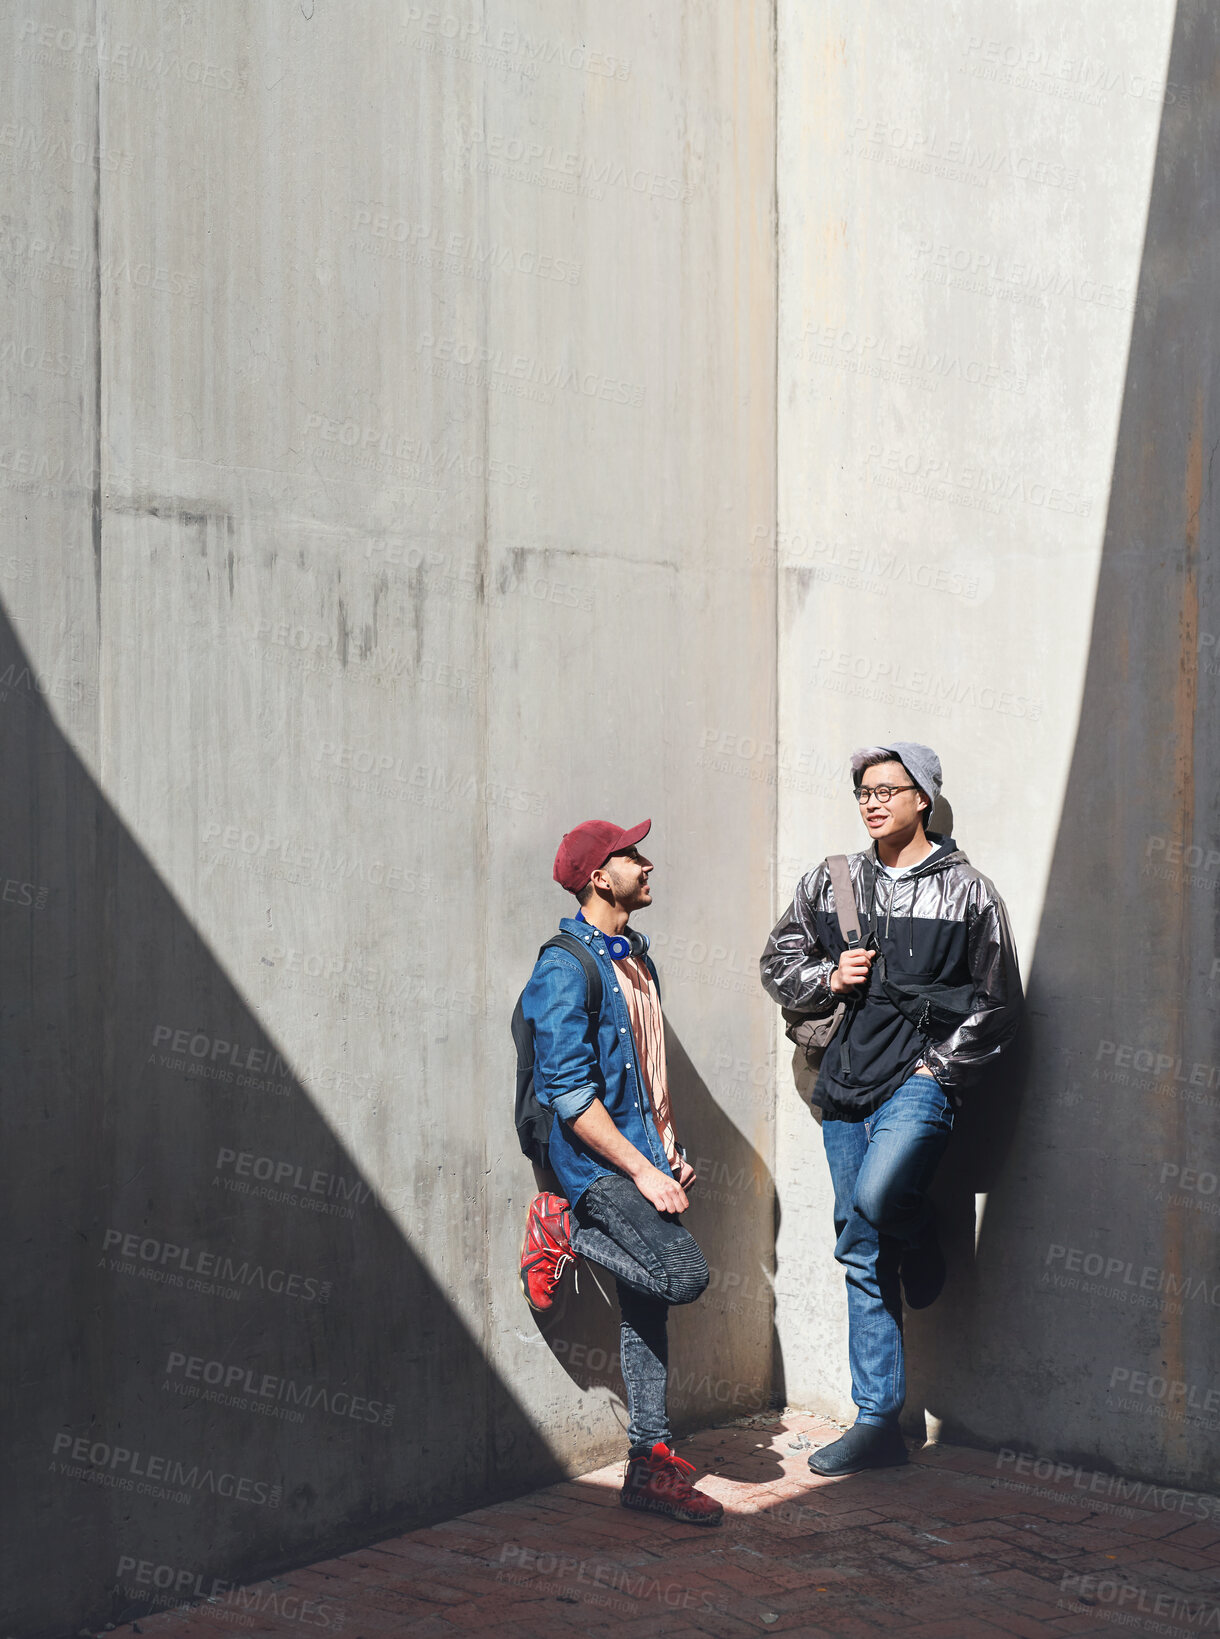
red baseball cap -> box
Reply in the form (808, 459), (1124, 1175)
(553, 818), (652, 894)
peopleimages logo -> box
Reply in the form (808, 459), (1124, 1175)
(114, 1556), (344, 1629)
(912, 237), (1133, 313)
(16, 19), (246, 92)
(349, 210), (581, 285)
(811, 647), (1042, 720)
(404, 8), (631, 81)
(960, 34), (1194, 109)
(1043, 1243), (1220, 1310)
(1109, 1366), (1220, 1419)
(300, 412), (533, 487)
(213, 1147), (372, 1210)
(50, 1431), (280, 1506)
(1096, 1039), (1220, 1089)
(846, 113), (1084, 191)
(164, 1352), (395, 1427)
(996, 1448), (1220, 1520)
(497, 1545), (718, 1614)
(460, 127), (687, 203)
(1144, 835), (1220, 871)
(101, 1228), (331, 1304)
(1159, 1160), (1220, 1200)
(801, 321), (1028, 396)
(417, 332), (646, 407)
(201, 819), (434, 896)
(152, 1024), (290, 1079)
(1058, 1573), (1220, 1629)
(862, 441), (1093, 519)
(0, 223), (201, 300)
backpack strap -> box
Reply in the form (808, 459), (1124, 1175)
(539, 932), (604, 1017)
(825, 854), (862, 947)
(824, 854), (864, 1078)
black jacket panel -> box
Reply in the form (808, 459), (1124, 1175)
(760, 836), (1023, 1115)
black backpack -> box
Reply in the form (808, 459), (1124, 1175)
(511, 934), (603, 1168)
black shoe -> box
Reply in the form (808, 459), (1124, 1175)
(807, 1423), (908, 1477)
(901, 1224), (946, 1310)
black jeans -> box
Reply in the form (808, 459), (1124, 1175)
(571, 1173), (709, 1452)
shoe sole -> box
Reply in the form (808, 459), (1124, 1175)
(620, 1490), (723, 1525)
(807, 1452), (908, 1478)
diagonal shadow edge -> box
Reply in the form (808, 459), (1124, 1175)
(907, 0), (1220, 1493)
(0, 588), (573, 1639)
(0, 582), (780, 1637)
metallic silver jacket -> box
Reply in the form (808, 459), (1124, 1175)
(760, 840), (1024, 1095)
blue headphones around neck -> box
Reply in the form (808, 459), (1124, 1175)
(576, 910), (648, 961)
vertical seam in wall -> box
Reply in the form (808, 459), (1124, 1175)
(771, 0), (781, 929)
(770, 0), (781, 1398)
(92, 0), (103, 635)
(477, 9), (493, 1495)
(93, 0), (109, 1123)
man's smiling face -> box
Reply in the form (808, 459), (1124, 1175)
(856, 759), (928, 844)
(597, 845), (653, 911)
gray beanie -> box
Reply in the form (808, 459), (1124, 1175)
(851, 741), (943, 816)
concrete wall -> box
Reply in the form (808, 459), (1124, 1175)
(1, 4), (776, 1633)
(774, 0), (1220, 1492)
(6, 0), (1219, 1631)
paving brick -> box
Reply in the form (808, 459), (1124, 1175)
(104, 1418), (1220, 1639)
(1118, 1510), (1198, 1539)
(1043, 1614), (1115, 1635)
(346, 1603), (462, 1636)
(1150, 1541), (1220, 1572)
(903, 1624), (1010, 1637)
(868, 1518), (935, 1545)
(800, 1610), (907, 1638)
(880, 1547), (938, 1570)
(426, 1521), (508, 1552)
(686, 1559), (792, 1597)
(979, 1608), (1072, 1638)
(1168, 1520), (1220, 1551)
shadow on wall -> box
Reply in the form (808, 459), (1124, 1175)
(911, 0), (1220, 1488)
(530, 1023), (783, 1482)
(0, 593), (563, 1638)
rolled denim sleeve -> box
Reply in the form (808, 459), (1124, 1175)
(759, 865), (837, 1013)
(520, 950), (602, 1123)
(551, 1084), (598, 1122)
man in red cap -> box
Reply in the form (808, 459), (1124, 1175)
(517, 819), (723, 1524)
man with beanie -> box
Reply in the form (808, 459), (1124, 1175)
(517, 819), (723, 1524)
(760, 744), (1023, 1476)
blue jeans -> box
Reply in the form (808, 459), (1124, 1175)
(822, 1074), (955, 1427)
(571, 1175), (709, 1452)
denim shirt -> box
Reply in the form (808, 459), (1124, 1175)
(520, 916), (670, 1207)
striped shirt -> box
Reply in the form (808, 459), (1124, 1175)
(616, 954), (678, 1168)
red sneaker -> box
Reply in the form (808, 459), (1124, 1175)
(621, 1443), (724, 1525)
(519, 1192), (575, 1312)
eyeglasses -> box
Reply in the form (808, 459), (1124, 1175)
(855, 783), (917, 804)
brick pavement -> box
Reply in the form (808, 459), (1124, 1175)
(105, 1412), (1220, 1638)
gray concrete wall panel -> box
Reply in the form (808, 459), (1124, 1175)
(774, 0), (1220, 1494)
(1, 4), (776, 1633)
